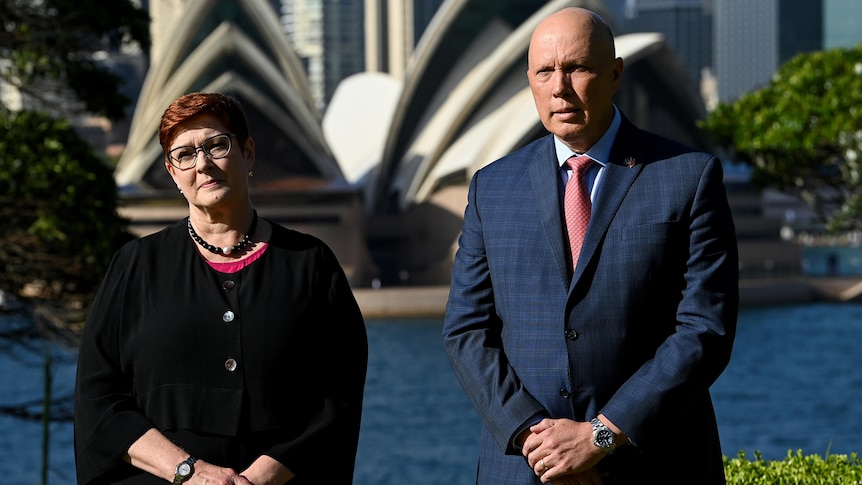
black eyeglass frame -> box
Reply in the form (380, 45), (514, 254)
(167, 133), (237, 170)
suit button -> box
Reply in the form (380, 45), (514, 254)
(565, 329), (579, 340)
(225, 358), (238, 372)
(222, 280), (236, 290)
(559, 388), (571, 399)
(223, 310), (235, 323)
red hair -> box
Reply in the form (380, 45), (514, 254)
(158, 92), (251, 156)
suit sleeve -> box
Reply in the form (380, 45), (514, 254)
(600, 157), (739, 449)
(442, 171), (547, 455)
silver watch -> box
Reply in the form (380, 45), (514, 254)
(590, 417), (617, 454)
(172, 456), (197, 484)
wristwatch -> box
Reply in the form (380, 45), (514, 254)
(172, 456), (197, 484)
(590, 417), (617, 454)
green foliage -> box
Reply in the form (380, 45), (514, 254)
(0, 108), (132, 310)
(725, 450), (862, 484)
(700, 45), (862, 231)
(0, 0), (148, 318)
(829, 192), (862, 233)
(0, 0), (150, 119)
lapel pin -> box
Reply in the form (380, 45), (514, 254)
(624, 157), (636, 168)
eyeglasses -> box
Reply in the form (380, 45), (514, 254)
(168, 133), (235, 170)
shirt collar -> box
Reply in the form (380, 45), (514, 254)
(554, 106), (621, 169)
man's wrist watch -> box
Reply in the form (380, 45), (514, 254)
(590, 417), (617, 454)
(172, 456), (197, 484)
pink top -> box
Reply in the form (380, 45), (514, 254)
(206, 243), (269, 273)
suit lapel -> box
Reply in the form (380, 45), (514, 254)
(529, 135), (571, 287)
(572, 119), (645, 287)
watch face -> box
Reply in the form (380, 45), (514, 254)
(597, 429), (615, 448)
(178, 463), (191, 476)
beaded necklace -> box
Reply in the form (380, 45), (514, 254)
(188, 210), (258, 256)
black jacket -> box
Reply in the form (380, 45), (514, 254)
(74, 219), (367, 484)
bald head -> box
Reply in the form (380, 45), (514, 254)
(526, 7), (623, 152)
(529, 7), (616, 67)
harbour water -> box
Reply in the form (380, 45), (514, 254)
(2, 302), (861, 484)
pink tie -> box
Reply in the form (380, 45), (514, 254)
(564, 155), (593, 271)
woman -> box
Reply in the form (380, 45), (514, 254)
(74, 92), (368, 484)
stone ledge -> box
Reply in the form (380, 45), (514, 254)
(354, 278), (862, 319)
(353, 286), (451, 319)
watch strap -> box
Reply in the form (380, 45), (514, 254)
(172, 456), (198, 485)
(590, 417), (617, 454)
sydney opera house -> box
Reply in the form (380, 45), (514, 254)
(115, 0), (734, 287)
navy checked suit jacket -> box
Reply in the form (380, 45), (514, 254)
(443, 117), (738, 484)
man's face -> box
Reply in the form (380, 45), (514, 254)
(527, 15), (623, 152)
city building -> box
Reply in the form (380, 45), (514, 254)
(714, 0), (822, 102)
(824, 0), (862, 49)
(616, 0), (712, 89)
(275, 0), (365, 110)
(364, 0), (446, 79)
(616, 0), (862, 108)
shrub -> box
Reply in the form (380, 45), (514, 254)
(725, 450), (862, 484)
(0, 108), (132, 316)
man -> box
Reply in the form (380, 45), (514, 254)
(442, 7), (738, 485)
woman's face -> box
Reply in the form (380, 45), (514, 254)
(165, 114), (255, 212)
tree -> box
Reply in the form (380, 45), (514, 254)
(0, 0), (150, 119)
(0, 0), (149, 318)
(700, 45), (862, 233)
(0, 108), (134, 317)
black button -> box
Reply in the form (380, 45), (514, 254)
(559, 388), (571, 399)
(565, 329), (579, 340)
(222, 280), (236, 290)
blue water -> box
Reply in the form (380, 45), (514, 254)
(712, 303), (862, 460)
(2, 303), (862, 484)
(0, 311), (78, 485)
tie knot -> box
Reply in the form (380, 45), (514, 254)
(566, 155), (593, 175)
